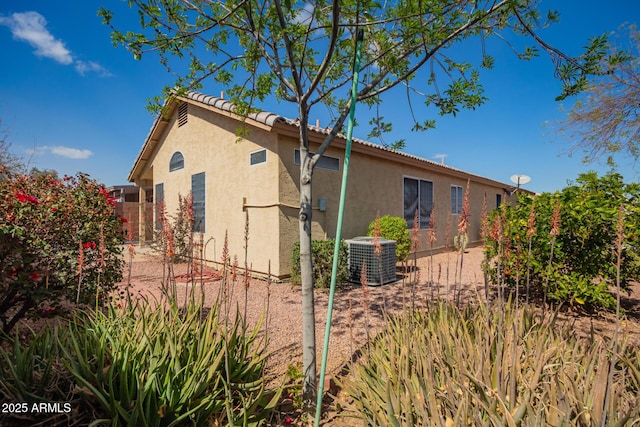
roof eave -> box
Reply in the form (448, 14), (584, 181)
(275, 118), (528, 193)
(127, 114), (173, 183)
(128, 90), (533, 194)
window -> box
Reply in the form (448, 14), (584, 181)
(178, 102), (188, 127)
(403, 177), (433, 228)
(294, 149), (340, 171)
(496, 193), (502, 208)
(169, 151), (184, 171)
(154, 183), (164, 231)
(250, 149), (267, 165)
(451, 185), (463, 215)
(192, 172), (205, 232)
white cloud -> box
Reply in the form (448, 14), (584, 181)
(24, 146), (47, 157)
(0, 11), (72, 64)
(0, 11), (110, 76)
(25, 145), (92, 159)
(75, 60), (112, 77)
(50, 146), (93, 159)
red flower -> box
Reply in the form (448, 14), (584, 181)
(29, 271), (40, 282)
(120, 217), (128, 223)
(285, 417), (292, 424)
(51, 207), (57, 212)
(83, 242), (97, 250)
(99, 188), (109, 197)
(15, 191), (39, 204)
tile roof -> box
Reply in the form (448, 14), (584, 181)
(182, 91), (526, 192)
(185, 91), (284, 127)
(130, 90), (530, 193)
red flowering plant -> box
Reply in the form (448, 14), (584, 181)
(0, 169), (124, 334)
(482, 172), (640, 311)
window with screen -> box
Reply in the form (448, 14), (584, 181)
(155, 183), (164, 231)
(250, 149), (267, 165)
(403, 177), (433, 229)
(192, 172), (205, 233)
(294, 149), (339, 171)
(451, 185), (463, 214)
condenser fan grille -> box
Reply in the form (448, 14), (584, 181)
(346, 237), (397, 286)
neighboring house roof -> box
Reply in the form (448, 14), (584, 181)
(129, 91), (532, 195)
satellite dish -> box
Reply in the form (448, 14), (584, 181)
(510, 174), (531, 188)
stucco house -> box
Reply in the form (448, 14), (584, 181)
(129, 91), (522, 279)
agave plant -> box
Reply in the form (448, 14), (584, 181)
(1, 296), (281, 426)
(61, 297), (280, 426)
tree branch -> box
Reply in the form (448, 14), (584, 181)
(303, 0), (341, 104)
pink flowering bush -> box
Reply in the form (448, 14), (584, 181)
(0, 168), (124, 334)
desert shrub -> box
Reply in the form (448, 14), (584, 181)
(483, 171), (640, 310)
(368, 215), (410, 262)
(290, 239), (348, 288)
(0, 297), (281, 426)
(151, 192), (194, 262)
(0, 169), (124, 334)
(340, 302), (640, 426)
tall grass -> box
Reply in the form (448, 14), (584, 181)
(339, 301), (640, 426)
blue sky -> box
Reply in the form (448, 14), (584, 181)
(0, 1), (638, 194)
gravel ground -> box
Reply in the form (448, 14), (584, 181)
(116, 244), (640, 424)
(116, 246), (489, 385)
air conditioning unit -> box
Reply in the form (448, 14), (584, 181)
(346, 237), (397, 286)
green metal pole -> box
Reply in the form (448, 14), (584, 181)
(314, 28), (364, 427)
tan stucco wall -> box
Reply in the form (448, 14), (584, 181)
(148, 103), (284, 276)
(277, 136), (344, 274)
(276, 133), (516, 273)
(137, 99), (517, 278)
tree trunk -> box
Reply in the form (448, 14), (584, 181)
(299, 146), (317, 410)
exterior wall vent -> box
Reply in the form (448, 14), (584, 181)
(346, 237), (397, 286)
(178, 102), (188, 127)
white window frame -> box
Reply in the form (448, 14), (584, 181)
(249, 148), (267, 166)
(154, 183), (164, 231)
(169, 151), (185, 172)
(192, 172), (206, 233)
(293, 149), (340, 171)
(451, 185), (463, 215)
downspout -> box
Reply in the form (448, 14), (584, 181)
(314, 27), (364, 426)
